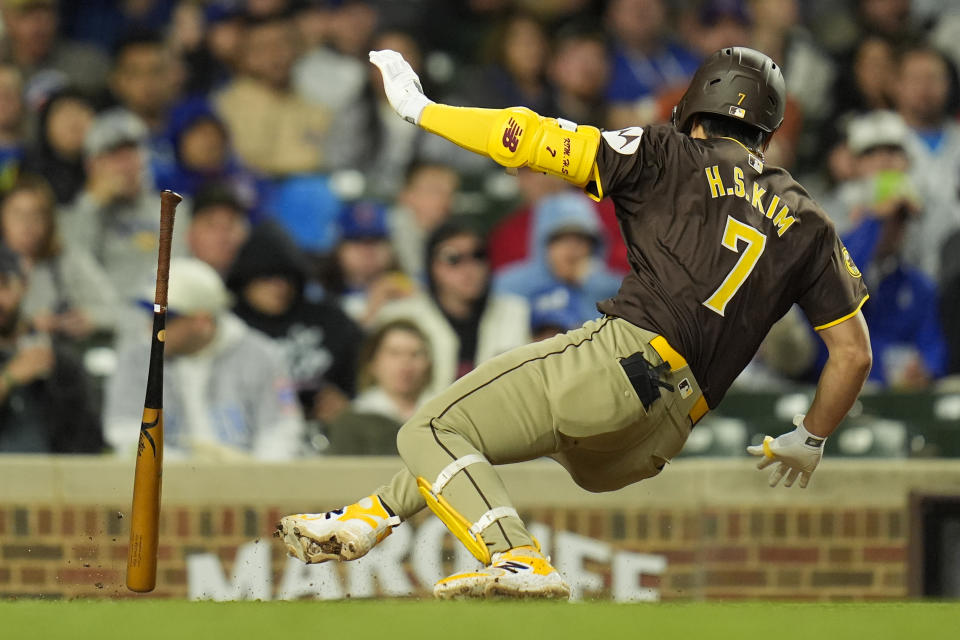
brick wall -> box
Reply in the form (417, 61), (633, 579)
(0, 503), (907, 600)
(0, 456), (954, 601)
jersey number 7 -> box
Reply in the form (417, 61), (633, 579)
(702, 216), (767, 316)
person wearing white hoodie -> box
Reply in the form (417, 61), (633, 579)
(104, 257), (304, 461)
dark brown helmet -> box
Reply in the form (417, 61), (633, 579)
(671, 47), (786, 139)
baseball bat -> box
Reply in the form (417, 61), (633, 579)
(126, 190), (181, 593)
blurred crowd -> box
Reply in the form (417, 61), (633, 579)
(0, 0), (959, 458)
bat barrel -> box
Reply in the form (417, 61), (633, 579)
(126, 408), (164, 592)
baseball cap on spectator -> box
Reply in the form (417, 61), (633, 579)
(847, 111), (909, 155)
(84, 109), (149, 157)
(536, 192), (602, 245)
(699, 0), (750, 25)
(0, 243), (24, 280)
(529, 285), (581, 334)
(139, 257), (233, 317)
(337, 201), (389, 241)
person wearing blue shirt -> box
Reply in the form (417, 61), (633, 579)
(604, 0), (701, 103)
(834, 111), (948, 387)
(494, 191), (622, 329)
(843, 209), (947, 387)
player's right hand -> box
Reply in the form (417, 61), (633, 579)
(369, 49), (433, 125)
(747, 415), (825, 488)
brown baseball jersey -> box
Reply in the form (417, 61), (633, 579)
(587, 124), (868, 407)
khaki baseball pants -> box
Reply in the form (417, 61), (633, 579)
(376, 316), (708, 555)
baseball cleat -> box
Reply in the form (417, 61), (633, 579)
(434, 545), (570, 600)
(275, 495), (400, 563)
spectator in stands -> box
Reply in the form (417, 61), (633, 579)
(106, 257), (304, 460)
(325, 0), (378, 60)
(376, 222), (530, 397)
(388, 163), (459, 281)
(358, 30), (429, 198)
(495, 192), (622, 329)
(604, 0), (700, 105)
(0, 0), (110, 100)
(151, 97), (261, 207)
(940, 230), (960, 376)
(894, 45), (960, 279)
(749, 0), (835, 128)
(21, 88), (94, 204)
(488, 170), (569, 272)
(837, 34), (897, 118)
(170, 1), (242, 94)
(607, 4), (803, 168)
(215, 11), (331, 176)
(109, 30), (181, 148)
(0, 243), (102, 453)
(59, 0), (174, 53)
(528, 286), (585, 343)
(186, 184), (250, 278)
(854, 0), (918, 47)
(0, 64), (24, 195)
(292, 0), (332, 50)
(320, 200), (415, 326)
(549, 25), (610, 127)
(0, 174), (118, 340)
(458, 12), (555, 115)
(489, 172), (629, 275)
(59, 109), (187, 303)
(326, 319), (432, 455)
(685, 0), (752, 58)
(292, 5), (368, 171)
(825, 35), (898, 181)
(609, 0), (750, 129)
(838, 111), (947, 388)
(826, 110), (909, 233)
(227, 222), (362, 424)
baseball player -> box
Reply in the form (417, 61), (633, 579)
(276, 47), (871, 600)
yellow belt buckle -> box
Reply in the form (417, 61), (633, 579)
(650, 335), (709, 427)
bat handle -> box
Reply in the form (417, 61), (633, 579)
(155, 190), (181, 308)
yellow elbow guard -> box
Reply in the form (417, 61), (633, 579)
(420, 104), (601, 186)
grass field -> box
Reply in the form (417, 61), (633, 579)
(3, 600), (960, 640)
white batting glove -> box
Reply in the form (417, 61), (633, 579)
(368, 49), (433, 125)
(746, 415), (825, 488)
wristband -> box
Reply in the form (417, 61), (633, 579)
(794, 415), (825, 448)
(2, 369), (17, 390)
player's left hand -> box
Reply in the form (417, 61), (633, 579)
(747, 415), (824, 488)
(368, 49), (433, 125)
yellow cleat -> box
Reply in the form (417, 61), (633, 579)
(275, 495), (400, 563)
(434, 545), (570, 600)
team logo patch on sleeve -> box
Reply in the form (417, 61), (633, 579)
(842, 247), (862, 278)
(601, 127), (644, 155)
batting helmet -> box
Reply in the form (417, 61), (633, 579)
(671, 47), (786, 137)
